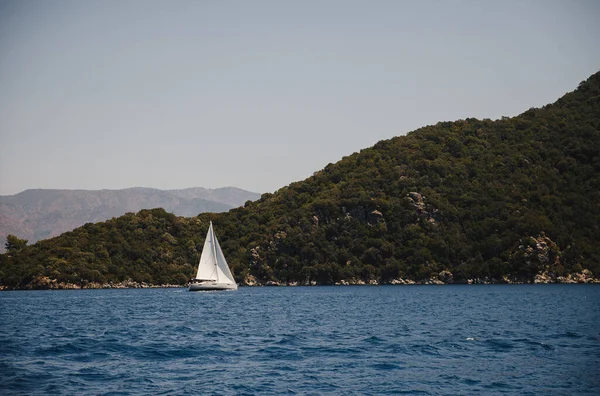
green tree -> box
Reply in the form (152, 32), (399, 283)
(5, 235), (28, 253)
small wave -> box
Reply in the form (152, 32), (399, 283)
(483, 381), (517, 390)
(484, 339), (514, 351)
(371, 362), (402, 370)
(387, 343), (409, 354)
(548, 331), (584, 340)
(410, 344), (442, 357)
(72, 367), (108, 381)
(515, 338), (555, 351)
(363, 335), (385, 344)
(2, 369), (57, 394)
(205, 330), (226, 338)
(129, 343), (215, 360)
(274, 334), (304, 346)
(36, 342), (85, 356)
(302, 344), (365, 356)
(434, 339), (468, 351)
(257, 345), (304, 361)
(0, 339), (23, 355)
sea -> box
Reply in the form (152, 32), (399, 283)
(1, 285), (599, 395)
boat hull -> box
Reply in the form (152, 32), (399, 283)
(188, 281), (238, 291)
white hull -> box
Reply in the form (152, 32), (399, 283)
(188, 280), (238, 291)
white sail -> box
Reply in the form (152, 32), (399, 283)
(195, 223), (218, 280)
(214, 231), (236, 284)
(190, 221), (238, 291)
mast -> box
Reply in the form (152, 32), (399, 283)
(210, 221), (219, 283)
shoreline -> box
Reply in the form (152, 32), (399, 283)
(1, 273), (598, 291)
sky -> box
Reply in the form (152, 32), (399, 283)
(0, 0), (599, 196)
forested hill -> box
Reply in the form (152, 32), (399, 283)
(2, 72), (599, 289)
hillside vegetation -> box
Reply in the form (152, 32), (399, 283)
(2, 72), (599, 289)
(0, 186), (260, 253)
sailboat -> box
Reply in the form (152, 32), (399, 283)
(188, 221), (238, 291)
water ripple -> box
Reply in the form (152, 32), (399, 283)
(1, 285), (599, 395)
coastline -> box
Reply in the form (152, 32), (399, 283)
(1, 270), (598, 291)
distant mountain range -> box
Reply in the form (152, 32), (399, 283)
(0, 187), (260, 252)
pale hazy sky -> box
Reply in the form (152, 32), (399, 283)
(1, 0), (599, 195)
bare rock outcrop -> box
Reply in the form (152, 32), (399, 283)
(407, 192), (426, 211)
(438, 270), (454, 284)
(369, 210), (385, 225)
(556, 270), (599, 284)
(241, 274), (260, 286)
(407, 192), (441, 224)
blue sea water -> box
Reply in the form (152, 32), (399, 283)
(1, 285), (599, 395)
